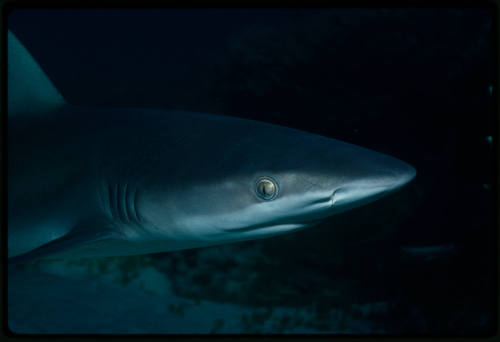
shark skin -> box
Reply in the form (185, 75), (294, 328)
(7, 30), (416, 265)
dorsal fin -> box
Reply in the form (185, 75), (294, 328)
(8, 30), (65, 117)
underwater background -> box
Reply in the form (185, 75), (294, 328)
(7, 8), (496, 334)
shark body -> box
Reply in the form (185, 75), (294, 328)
(7, 30), (416, 265)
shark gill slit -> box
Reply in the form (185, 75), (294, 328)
(108, 183), (117, 220)
(115, 184), (124, 222)
(121, 183), (129, 222)
(131, 186), (140, 223)
(125, 184), (136, 223)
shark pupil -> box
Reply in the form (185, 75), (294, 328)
(256, 177), (278, 200)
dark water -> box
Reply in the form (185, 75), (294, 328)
(7, 8), (496, 335)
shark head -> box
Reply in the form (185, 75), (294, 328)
(135, 113), (416, 248)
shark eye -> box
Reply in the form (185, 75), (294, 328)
(255, 177), (278, 200)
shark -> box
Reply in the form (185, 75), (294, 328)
(7, 30), (416, 265)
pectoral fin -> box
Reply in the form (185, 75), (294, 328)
(8, 219), (123, 266)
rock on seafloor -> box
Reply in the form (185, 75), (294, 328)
(8, 268), (330, 334)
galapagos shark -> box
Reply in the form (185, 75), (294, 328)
(7, 30), (416, 265)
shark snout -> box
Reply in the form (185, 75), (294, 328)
(330, 155), (416, 212)
(378, 158), (417, 190)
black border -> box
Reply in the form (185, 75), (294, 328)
(1, 2), (499, 341)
